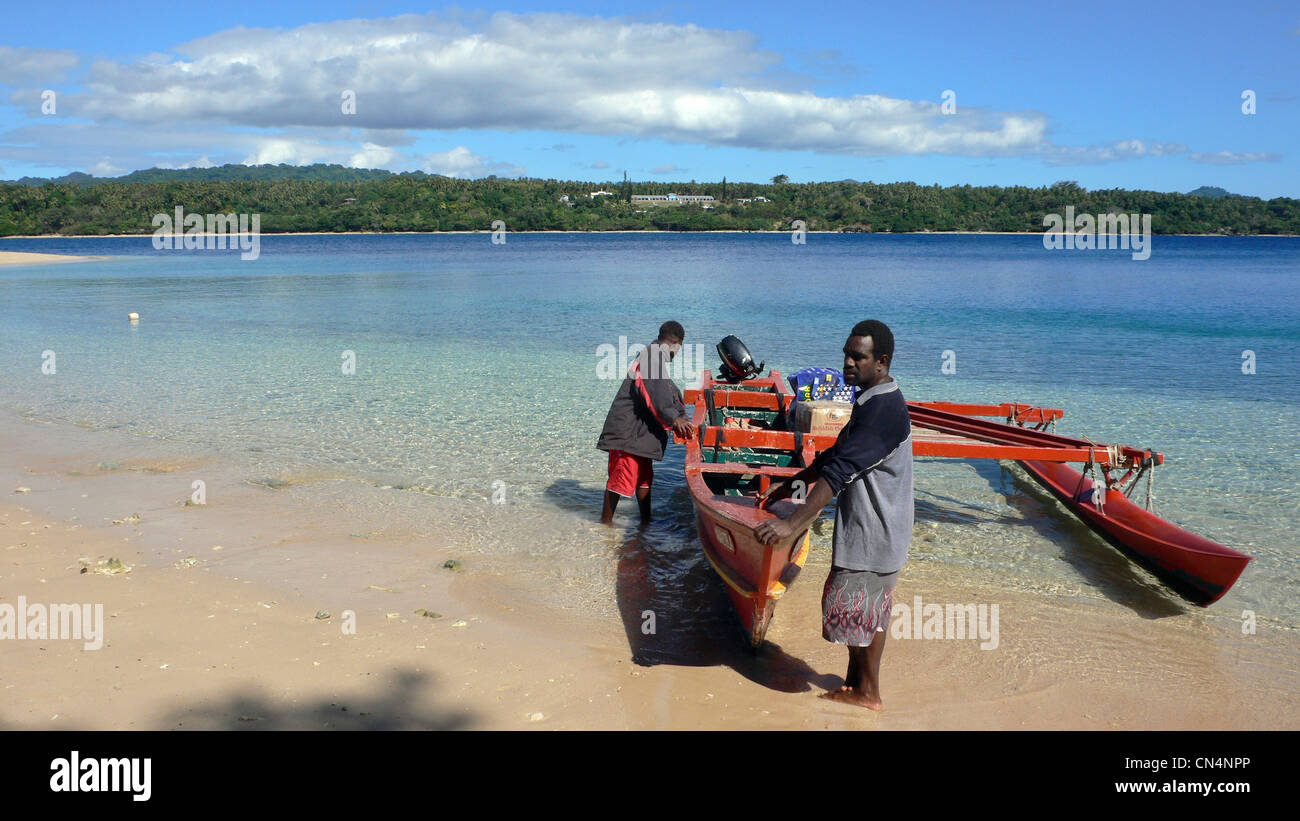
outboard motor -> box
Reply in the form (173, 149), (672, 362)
(716, 335), (765, 383)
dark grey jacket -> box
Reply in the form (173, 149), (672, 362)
(596, 343), (685, 460)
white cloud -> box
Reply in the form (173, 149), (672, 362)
(419, 146), (524, 178)
(53, 12), (1050, 158)
(156, 154), (216, 170)
(1042, 139), (1188, 165)
(651, 163), (686, 175)
(0, 121), (517, 178)
(241, 138), (330, 166)
(0, 47), (80, 85)
(0, 12), (1255, 174)
(1189, 151), (1279, 165)
(90, 160), (125, 176)
(348, 142), (405, 168)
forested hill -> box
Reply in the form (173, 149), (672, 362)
(1, 169), (1295, 235)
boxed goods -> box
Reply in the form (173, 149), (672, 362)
(795, 400), (853, 437)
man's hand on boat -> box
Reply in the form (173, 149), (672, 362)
(755, 481), (800, 545)
(755, 516), (797, 546)
(756, 480), (795, 509)
(755, 476), (833, 545)
(671, 415), (695, 440)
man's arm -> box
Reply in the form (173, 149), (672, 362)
(755, 477), (834, 545)
(756, 459), (823, 508)
(755, 412), (847, 508)
(755, 395), (903, 544)
(635, 357), (694, 440)
(813, 399), (896, 497)
(753, 425), (878, 545)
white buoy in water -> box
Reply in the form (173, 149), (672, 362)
(128, 312), (140, 322)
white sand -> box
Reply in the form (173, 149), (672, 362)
(0, 251), (101, 266)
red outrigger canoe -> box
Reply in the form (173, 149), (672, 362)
(681, 372), (1252, 647)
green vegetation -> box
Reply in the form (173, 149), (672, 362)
(0, 166), (1295, 236)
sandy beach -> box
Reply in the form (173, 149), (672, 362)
(2, 407), (1295, 730)
(0, 251), (101, 266)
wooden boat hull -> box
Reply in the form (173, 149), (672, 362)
(682, 371), (821, 646)
(1018, 459), (1251, 605)
(690, 485), (812, 646)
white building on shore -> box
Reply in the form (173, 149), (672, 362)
(630, 193), (716, 206)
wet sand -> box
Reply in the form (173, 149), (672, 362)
(2, 408), (1296, 730)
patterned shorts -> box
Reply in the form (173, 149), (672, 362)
(822, 567), (899, 647)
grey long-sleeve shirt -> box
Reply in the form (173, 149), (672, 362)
(810, 378), (914, 573)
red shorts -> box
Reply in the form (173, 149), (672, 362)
(606, 449), (653, 498)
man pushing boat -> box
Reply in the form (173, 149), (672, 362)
(755, 320), (914, 711)
(598, 321), (696, 524)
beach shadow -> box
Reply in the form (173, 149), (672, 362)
(612, 528), (838, 694)
(914, 493), (1025, 526)
(155, 668), (474, 730)
(542, 477), (606, 519)
(969, 460), (1189, 619)
(542, 478), (837, 694)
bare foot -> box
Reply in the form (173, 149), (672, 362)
(819, 688), (883, 711)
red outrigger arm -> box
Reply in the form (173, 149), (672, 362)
(683, 391), (1157, 470)
(681, 382), (1251, 607)
(908, 401), (1251, 605)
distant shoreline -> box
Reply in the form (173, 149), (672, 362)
(4, 230), (1299, 239)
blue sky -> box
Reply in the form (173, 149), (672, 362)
(1, 0), (1296, 196)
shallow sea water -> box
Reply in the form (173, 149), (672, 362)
(2, 232), (1297, 653)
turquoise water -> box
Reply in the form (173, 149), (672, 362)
(2, 233), (1297, 647)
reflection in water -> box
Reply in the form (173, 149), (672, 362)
(547, 478), (836, 692)
(614, 528), (838, 693)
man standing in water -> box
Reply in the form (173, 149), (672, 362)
(755, 320), (913, 710)
(597, 321), (695, 524)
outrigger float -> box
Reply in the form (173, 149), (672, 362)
(679, 349), (1252, 647)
